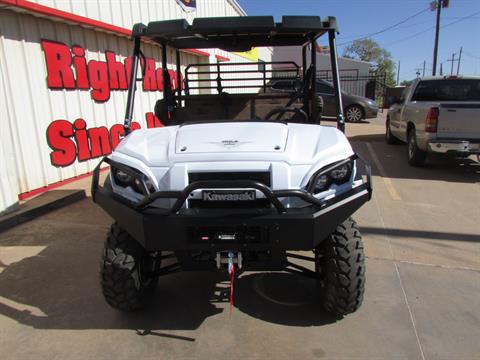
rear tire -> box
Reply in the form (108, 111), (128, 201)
(407, 129), (427, 166)
(316, 218), (365, 316)
(385, 118), (400, 144)
(100, 223), (159, 311)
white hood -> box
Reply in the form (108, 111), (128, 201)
(175, 122), (288, 154)
(114, 122), (353, 167)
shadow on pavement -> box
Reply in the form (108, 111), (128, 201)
(350, 133), (480, 183)
(0, 234), (337, 336)
(235, 272), (339, 326)
(0, 249), (223, 334)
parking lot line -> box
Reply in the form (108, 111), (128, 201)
(366, 256), (480, 273)
(365, 142), (402, 201)
(370, 184), (427, 360)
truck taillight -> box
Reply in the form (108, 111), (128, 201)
(425, 107), (439, 133)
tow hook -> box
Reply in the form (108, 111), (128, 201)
(216, 251), (242, 316)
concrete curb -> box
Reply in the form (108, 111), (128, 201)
(0, 189), (86, 233)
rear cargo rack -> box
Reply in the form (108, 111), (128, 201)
(184, 61), (300, 94)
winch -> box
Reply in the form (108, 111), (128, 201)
(215, 250), (243, 270)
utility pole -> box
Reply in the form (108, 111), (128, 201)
(457, 46), (463, 75)
(439, 62), (443, 76)
(449, 52), (456, 75)
(422, 60), (426, 77)
(432, 0), (443, 76)
(397, 60), (400, 85)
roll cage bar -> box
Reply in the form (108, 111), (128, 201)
(124, 15), (345, 133)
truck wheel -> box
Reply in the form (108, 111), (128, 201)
(407, 129), (427, 166)
(385, 118), (400, 144)
(100, 223), (159, 311)
(316, 218), (365, 316)
(345, 105), (364, 123)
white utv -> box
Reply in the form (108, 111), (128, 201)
(92, 16), (372, 317)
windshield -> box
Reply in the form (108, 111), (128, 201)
(412, 79), (480, 102)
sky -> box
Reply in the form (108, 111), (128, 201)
(236, 0), (480, 82)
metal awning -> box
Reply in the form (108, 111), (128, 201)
(132, 16), (339, 51)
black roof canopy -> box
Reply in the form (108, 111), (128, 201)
(132, 16), (339, 52)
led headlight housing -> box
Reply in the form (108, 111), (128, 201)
(308, 159), (353, 194)
(114, 170), (132, 184)
(112, 166), (155, 195)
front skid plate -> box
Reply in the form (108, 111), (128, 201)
(95, 186), (370, 251)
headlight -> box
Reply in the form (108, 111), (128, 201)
(113, 167), (155, 194)
(330, 164), (350, 181)
(308, 160), (353, 194)
(312, 174), (328, 193)
(144, 177), (154, 191)
(115, 170), (132, 183)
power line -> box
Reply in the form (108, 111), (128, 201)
(464, 51), (480, 60)
(442, 9), (480, 28)
(443, 16), (480, 19)
(384, 9), (480, 47)
(339, 19), (434, 40)
(338, 7), (430, 46)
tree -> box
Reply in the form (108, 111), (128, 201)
(343, 38), (396, 87)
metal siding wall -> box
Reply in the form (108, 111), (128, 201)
(31, 0), (252, 62)
(31, 0), (268, 66)
(0, 8), (200, 196)
(32, 0), (220, 28)
(0, 57), (20, 213)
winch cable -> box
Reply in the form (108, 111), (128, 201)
(228, 252), (235, 316)
(230, 265), (235, 316)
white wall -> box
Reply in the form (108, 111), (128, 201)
(31, 0), (244, 27)
(30, 0), (256, 62)
(272, 46), (372, 74)
(0, 8), (199, 197)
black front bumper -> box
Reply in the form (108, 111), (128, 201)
(92, 157), (372, 251)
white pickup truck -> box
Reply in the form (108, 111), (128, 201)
(386, 76), (480, 166)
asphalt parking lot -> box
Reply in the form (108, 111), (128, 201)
(0, 114), (479, 360)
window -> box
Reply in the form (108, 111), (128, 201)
(271, 80), (294, 91)
(400, 86), (409, 102)
(316, 81), (334, 94)
(411, 79), (480, 102)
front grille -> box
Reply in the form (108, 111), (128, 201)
(188, 199), (271, 209)
(188, 171), (272, 209)
(188, 171), (271, 186)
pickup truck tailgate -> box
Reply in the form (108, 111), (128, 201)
(437, 103), (480, 139)
(412, 78), (480, 139)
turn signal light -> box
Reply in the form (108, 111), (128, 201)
(425, 107), (439, 133)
